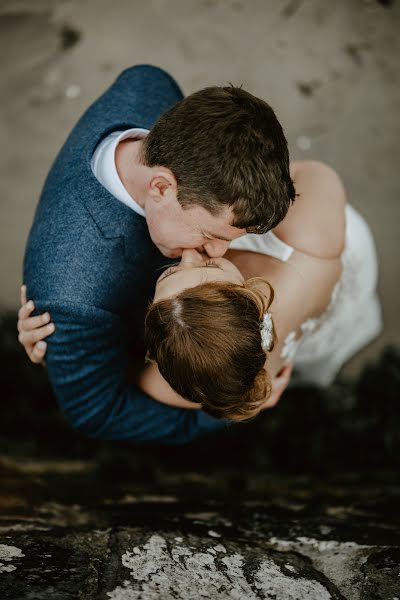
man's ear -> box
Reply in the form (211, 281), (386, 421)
(148, 168), (177, 203)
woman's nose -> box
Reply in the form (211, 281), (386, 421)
(180, 248), (205, 267)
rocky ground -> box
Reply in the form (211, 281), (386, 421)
(1, 314), (400, 599)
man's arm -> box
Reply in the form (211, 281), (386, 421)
(17, 293), (293, 433)
(28, 299), (227, 444)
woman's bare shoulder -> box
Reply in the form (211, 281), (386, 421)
(266, 251), (342, 376)
(275, 160), (346, 259)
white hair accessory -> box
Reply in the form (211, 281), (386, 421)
(260, 311), (274, 351)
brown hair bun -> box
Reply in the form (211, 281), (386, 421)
(145, 278), (276, 421)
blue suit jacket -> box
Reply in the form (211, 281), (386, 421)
(24, 65), (228, 444)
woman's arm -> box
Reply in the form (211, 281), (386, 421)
(279, 160), (346, 259)
(138, 361), (294, 413)
(137, 362), (201, 410)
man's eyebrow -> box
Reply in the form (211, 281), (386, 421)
(159, 263), (222, 283)
(203, 231), (235, 242)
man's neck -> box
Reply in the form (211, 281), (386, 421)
(115, 138), (146, 209)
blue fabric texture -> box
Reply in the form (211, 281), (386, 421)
(23, 65), (229, 444)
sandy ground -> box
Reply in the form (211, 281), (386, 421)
(0, 0), (399, 376)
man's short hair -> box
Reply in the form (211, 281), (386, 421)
(140, 85), (296, 233)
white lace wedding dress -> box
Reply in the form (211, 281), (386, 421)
(229, 204), (382, 386)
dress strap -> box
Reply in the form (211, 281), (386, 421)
(229, 231), (294, 262)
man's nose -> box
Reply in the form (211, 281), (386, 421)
(203, 240), (230, 258)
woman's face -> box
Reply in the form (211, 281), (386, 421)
(154, 248), (245, 302)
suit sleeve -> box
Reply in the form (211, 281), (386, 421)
(43, 301), (228, 444)
(74, 64), (185, 137)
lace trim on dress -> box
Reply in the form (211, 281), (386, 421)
(280, 274), (342, 363)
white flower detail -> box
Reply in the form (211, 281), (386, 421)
(260, 312), (273, 351)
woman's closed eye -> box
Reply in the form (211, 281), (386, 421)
(158, 260), (220, 283)
(159, 265), (180, 281)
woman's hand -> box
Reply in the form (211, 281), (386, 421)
(260, 362), (293, 411)
(17, 285), (54, 364)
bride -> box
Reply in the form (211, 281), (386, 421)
(17, 161), (382, 421)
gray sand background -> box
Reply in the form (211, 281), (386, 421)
(0, 0), (399, 377)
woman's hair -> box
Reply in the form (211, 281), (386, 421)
(144, 278), (276, 421)
(140, 85), (296, 234)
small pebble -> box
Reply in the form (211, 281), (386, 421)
(207, 530), (221, 538)
(296, 135), (311, 151)
(65, 84), (81, 99)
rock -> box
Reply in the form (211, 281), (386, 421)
(360, 549), (400, 599)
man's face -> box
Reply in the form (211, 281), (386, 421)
(145, 189), (247, 258)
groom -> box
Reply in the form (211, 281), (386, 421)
(22, 64), (295, 444)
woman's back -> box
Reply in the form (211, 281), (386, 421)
(228, 201), (381, 385)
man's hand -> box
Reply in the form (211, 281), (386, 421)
(260, 362), (293, 411)
(17, 285), (54, 364)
